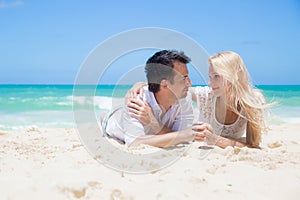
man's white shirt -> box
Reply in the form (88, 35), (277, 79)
(105, 86), (194, 145)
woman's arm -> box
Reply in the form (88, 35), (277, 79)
(215, 136), (246, 148)
(193, 122), (247, 148)
(246, 122), (261, 148)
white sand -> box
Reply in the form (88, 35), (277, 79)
(0, 123), (300, 200)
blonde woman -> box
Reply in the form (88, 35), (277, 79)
(127, 51), (271, 148)
(191, 51), (270, 148)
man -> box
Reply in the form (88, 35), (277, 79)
(102, 50), (195, 147)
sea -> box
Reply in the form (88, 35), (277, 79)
(0, 84), (300, 131)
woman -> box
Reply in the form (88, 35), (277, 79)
(127, 51), (271, 148)
(191, 51), (271, 148)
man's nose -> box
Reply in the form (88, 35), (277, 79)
(186, 77), (192, 86)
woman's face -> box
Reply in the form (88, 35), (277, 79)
(208, 65), (226, 97)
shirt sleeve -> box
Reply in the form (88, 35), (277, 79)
(121, 109), (146, 145)
(105, 106), (146, 146)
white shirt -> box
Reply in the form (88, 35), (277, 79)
(105, 86), (194, 145)
(195, 86), (247, 139)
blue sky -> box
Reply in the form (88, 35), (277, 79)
(0, 0), (299, 85)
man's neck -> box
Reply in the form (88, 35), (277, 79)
(154, 91), (176, 113)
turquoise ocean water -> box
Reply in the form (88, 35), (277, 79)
(0, 84), (299, 131)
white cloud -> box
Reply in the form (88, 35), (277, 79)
(0, 0), (24, 8)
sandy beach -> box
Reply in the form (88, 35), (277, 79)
(1, 0), (299, 199)
(0, 122), (299, 200)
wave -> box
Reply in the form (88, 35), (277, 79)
(0, 110), (75, 131)
(1, 85), (300, 130)
(0, 95), (125, 113)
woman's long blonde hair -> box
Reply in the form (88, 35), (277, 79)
(209, 51), (270, 147)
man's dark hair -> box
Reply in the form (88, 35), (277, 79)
(145, 50), (191, 93)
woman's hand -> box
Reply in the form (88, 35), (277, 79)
(192, 122), (207, 142)
(193, 122), (248, 148)
(192, 122), (218, 145)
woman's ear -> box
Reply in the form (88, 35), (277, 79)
(226, 80), (232, 88)
(225, 80), (232, 94)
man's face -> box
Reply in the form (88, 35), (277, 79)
(168, 61), (192, 99)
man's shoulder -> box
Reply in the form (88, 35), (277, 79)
(137, 86), (158, 108)
(141, 86), (152, 101)
(141, 86), (153, 96)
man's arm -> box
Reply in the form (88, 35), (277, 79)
(125, 82), (147, 101)
(127, 98), (172, 135)
(131, 127), (194, 148)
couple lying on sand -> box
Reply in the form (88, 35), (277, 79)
(101, 50), (271, 149)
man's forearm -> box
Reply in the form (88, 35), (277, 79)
(131, 128), (193, 148)
(145, 121), (172, 135)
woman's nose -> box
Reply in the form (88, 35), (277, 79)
(208, 79), (212, 86)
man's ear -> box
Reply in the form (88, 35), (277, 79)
(160, 79), (168, 88)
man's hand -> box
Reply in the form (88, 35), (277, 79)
(127, 98), (156, 126)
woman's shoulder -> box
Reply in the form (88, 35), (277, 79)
(194, 86), (213, 98)
(194, 86), (214, 122)
(193, 86), (214, 110)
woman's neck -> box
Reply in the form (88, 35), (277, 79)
(215, 96), (239, 125)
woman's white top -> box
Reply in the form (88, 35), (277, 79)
(194, 86), (247, 139)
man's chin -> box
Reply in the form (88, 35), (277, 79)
(180, 92), (188, 99)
